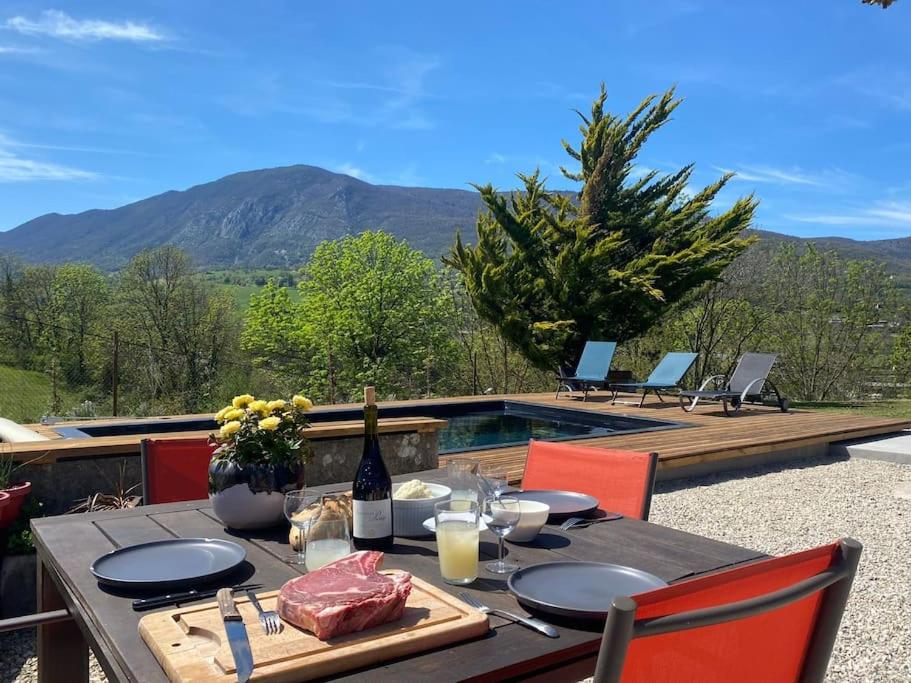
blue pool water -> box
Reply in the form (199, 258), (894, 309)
(53, 399), (686, 453)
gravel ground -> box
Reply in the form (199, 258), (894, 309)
(2, 456), (907, 682)
(647, 455), (911, 683)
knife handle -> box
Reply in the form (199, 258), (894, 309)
(217, 588), (242, 621)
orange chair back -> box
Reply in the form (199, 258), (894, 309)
(521, 440), (658, 519)
(140, 437), (215, 504)
(595, 539), (862, 683)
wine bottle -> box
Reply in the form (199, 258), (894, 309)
(352, 386), (394, 550)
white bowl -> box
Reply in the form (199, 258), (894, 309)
(392, 483), (451, 537)
(505, 500), (551, 543)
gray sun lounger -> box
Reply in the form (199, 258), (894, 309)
(555, 341), (616, 401)
(678, 352), (790, 416)
(609, 352), (699, 407)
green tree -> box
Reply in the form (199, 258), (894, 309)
(241, 279), (311, 389)
(764, 244), (896, 401)
(114, 246), (237, 411)
(297, 231), (457, 402)
(446, 85), (757, 371)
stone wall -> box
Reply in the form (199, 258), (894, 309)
(16, 429), (439, 515)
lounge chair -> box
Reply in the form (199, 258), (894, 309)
(678, 352), (789, 416)
(592, 538), (862, 682)
(555, 341), (617, 401)
(609, 352), (698, 407)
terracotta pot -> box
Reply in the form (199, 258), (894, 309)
(208, 461), (304, 530)
(0, 482), (30, 529)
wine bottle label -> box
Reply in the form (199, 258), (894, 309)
(353, 499), (392, 539)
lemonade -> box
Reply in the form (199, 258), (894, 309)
(305, 539), (352, 571)
(436, 520), (479, 585)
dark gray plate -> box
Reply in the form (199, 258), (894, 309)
(507, 561), (667, 619)
(91, 538), (246, 589)
(513, 489), (599, 519)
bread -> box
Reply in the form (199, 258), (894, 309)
(289, 493), (353, 550)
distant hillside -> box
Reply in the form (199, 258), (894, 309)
(1, 164), (909, 276)
(0, 165), (483, 269)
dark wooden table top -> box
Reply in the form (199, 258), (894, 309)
(32, 469), (766, 683)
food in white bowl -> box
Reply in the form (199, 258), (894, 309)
(504, 500), (550, 542)
(393, 479), (434, 500)
(391, 482), (451, 537)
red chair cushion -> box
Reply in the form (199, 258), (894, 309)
(620, 543), (841, 682)
(521, 440), (655, 519)
(142, 437), (215, 504)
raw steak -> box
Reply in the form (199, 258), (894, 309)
(277, 551), (412, 640)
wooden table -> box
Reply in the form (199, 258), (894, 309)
(31, 469), (766, 682)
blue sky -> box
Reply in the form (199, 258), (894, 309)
(0, 0), (909, 239)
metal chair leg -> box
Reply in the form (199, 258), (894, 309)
(638, 390), (648, 408)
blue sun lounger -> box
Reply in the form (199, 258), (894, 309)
(609, 352), (699, 407)
(555, 341), (617, 401)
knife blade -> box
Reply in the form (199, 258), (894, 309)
(217, 587), (254, 683)
(132, 583), (263, 611)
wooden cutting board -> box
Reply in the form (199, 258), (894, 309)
(139, 573), (489, 682)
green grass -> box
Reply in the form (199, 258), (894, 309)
(199, 268), (301, 310)
(794, 400), (911, 420)
(0, 365), (84, 423)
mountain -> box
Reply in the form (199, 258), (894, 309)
(0, 165), (483, 269)
(1, 164), (910, 275)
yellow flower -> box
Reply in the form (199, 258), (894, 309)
(214, 406), (231, 423)
(249, 399), (269, 415)
(219, 420), (242, 437)
(292, 395), (313, 411)
(267, 399), (286, 412)
(232, 394), (255, 409)
(223, 408), (245, 421)
(258, 416), (281, 431)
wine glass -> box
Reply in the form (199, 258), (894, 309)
(306, 510), (352, 571)
(284, 489), (320, 565)
(480, 467), (510, 500)
(483, 496), (521, 574)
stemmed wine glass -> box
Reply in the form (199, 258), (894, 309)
(284, 489), (320, 565)
(483, 496), (521, 574)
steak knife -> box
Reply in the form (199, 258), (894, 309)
(217, 588), (254, 683)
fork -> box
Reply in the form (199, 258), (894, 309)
(458, 592), (558, 638)
(246, 589), (281, 636)
(560, 513), (622, 531)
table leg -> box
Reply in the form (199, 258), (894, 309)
(37, 556), (88, 683)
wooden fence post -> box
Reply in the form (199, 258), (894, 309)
(112, 331), (119, 417)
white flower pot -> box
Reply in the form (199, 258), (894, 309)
(210, 483), (287, 530)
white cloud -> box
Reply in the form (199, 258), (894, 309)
(0, 44), (41, 54)
(5, 10), (165, 43)
(715, 165), (824, 187)
(785, 201), (911, 228)
(333, 163), (373, 182)
(485, 153), (507, 165)
(0, 134), (98, 182)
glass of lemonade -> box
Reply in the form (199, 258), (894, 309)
(305, 494), (353, 571)
(434, 500), (480, 585)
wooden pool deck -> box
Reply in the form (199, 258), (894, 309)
(434, 393), (910, 482)
(6, 393), (909, 481)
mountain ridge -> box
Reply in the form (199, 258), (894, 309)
(1, 164), (909, 273)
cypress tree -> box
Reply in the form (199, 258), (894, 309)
(446, 85), (758, 371)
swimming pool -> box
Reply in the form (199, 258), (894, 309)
(53, 399), (687, 453)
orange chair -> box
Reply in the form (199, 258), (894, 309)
(593, 538), (862, 683)
(140, 437), (215, 504)
(521, 440), (658, 520)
